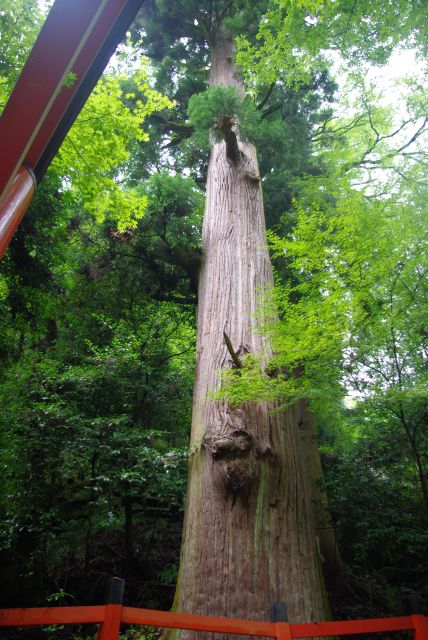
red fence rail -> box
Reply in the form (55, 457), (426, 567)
(0, 604), (427, 640)
(1, 580), (426, 640)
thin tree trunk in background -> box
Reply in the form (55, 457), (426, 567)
(84, 450), (98, 570)
(124, 495), (135, 577)
(171, 29), (330, 633)
(393, 403), (428, 514)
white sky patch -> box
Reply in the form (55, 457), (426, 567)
(366, 47), (426, 83)
(326, 47), (426, 110)
(321, 47), (428, 192)
(106, 40), (141, 74)
(38, 0), (53, 13)
(343, 395), (358, 409)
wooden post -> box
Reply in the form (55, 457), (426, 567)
(403, 595), (420, 616)
(270, 602), (292, 640)
(404, 596), (428, 640)
(411, 616), (428, 640)
(97, 577), (125, 640)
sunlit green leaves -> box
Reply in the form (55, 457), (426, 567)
(52, 62), (173, 230)
(237, 0), (428, 92)
(0, 0), (46, 110)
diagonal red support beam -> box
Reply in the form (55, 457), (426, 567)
(0, 0), (111, 199)
(0, 0), (143, 258)
(27, 0), (144, 179)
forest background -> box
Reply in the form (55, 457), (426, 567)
(0, 0), (427, 630)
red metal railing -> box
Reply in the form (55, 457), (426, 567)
(0, 603), (426, 640)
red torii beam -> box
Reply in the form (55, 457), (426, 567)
(0, 0), (143, 259)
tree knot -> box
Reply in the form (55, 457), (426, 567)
(203, 428), (258, 494)
(205, 428), (252, 459)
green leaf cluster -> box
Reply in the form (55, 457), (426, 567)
(237, 0), (428, 92)
(52, 62), (173, 230)
(0, 0), (46, 109)
(188, 86), (260, 149)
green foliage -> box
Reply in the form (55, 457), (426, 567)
(142, 172), (203, 241)
(324, 403), (428, 612)
(237, 0), (428, 91)
(0, 0), (46, 109)
(119, 626), (159, 640)
(63, 71), (78, 88)
(0, 79), (196, 607)
(0, 174), (76, 367)
(52, 62), (173, 230)
(188, 86), (260, 148)
(0, 297), (194, 605)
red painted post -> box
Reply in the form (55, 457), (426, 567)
(0, 166), (36, 259)
(97, 578), (125, 640)
(270, 602), (292, 640)
(412, 615), (428, 640)
(275, 622), (292, 640)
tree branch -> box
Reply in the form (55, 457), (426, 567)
(257, 82), (276, 111)
(223, 332), (242, 368)
(196, 9), (215, 49)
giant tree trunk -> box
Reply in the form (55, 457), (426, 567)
(172, 30), (329, 631)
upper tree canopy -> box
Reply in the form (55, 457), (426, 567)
(128, 0), (427, 208)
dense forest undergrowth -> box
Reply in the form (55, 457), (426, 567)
(0, 0), (427, 637)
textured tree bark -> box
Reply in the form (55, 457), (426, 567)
(298, 402), (346, 594)
(171, 30), (330, 635)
